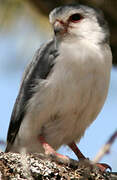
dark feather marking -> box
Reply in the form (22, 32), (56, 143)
(5, 39), (59, 151)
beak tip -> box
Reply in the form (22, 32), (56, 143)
(54, 20), (65, 35)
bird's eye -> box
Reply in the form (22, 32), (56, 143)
(69, 13), (83, 23)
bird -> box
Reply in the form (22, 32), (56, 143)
(5, 4), (112, 170)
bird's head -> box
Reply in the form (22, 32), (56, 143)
(49, 4), (109, 44)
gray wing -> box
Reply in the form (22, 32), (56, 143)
(5, 39), (58, 152)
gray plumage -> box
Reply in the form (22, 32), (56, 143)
(5, 4), (112, 153)
(6, 40), (58, 152)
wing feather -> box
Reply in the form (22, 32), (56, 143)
(6, 39), (58, 151)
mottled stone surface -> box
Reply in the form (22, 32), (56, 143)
(0, 152), (117, 179)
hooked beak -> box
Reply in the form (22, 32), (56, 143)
(53, 20), (67, 35)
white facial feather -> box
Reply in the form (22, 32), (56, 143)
(50, 5), (109, 44)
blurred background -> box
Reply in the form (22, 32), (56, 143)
(0, 0), (117, 171)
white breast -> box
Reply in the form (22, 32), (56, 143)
(49, 40), (111, 113)
(42, 40), (112, 148)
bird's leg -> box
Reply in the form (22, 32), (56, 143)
(39, 135), (69, 162)
(68, 141), (111, 171)
(68, 141), (86, 159)
(39, 135), (55, 155)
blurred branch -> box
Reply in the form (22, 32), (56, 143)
(0, 140), (6, 146)
(93, 130), (117, 163)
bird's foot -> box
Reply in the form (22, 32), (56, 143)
(96, 163), (112, 172)
(68, 141), (112, 172)
(39, 135), (70, 164)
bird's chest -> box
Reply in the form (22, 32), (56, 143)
(44, 48), (109, 145)
(50, 47), (107, 115)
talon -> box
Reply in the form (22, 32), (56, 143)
(68, 141), (112, 172)
(96, 163), (112, 171)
